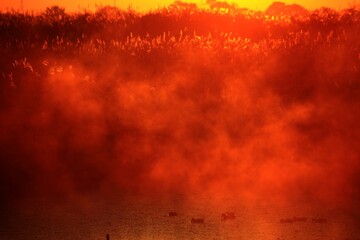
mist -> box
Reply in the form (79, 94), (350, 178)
(0, 3), (360, 222)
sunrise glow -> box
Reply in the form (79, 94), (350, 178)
(0, 0), (357, 12)
(1, 0), (360, 239)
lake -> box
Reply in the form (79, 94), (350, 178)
(1, 194), (360, 240)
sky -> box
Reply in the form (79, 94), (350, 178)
(0, 0), (358, 13)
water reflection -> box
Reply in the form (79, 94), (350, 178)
(1, 194), (360, 240)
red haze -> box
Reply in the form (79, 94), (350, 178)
(0, 5), (360, 218)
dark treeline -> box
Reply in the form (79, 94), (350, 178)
(0, 3), (359, 78)
(1, 4), (360, 45)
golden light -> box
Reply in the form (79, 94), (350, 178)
(0, 0), (357, 12)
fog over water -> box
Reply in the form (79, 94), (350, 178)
(0, 3), (360, 239)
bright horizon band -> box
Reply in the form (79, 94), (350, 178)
(0, 0), (358, 12)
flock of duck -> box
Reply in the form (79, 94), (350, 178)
(167, 211), (237, 224)
(279, 217), (327, 224)
(167, 212), (327, 224)
(104, 213), (333, 240)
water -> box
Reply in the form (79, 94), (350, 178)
(1, 194), (360, 240)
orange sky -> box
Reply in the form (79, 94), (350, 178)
(0, 0), (357, 12)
